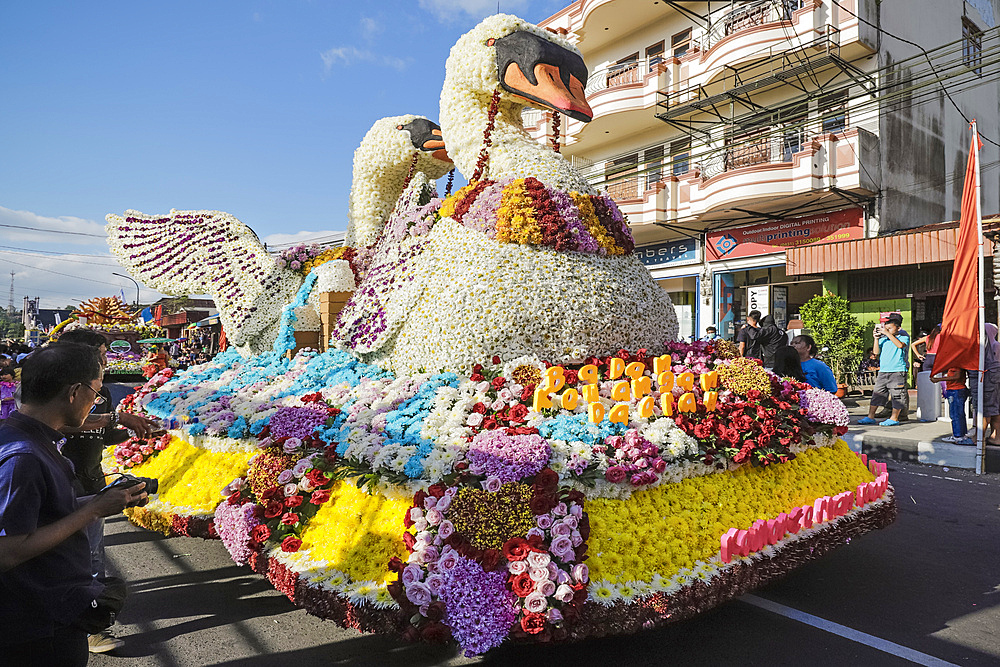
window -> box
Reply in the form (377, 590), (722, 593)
(820, 90), (848, 133)
(963, 17), (983, 75)
(778, 104), (808, 161)
(646, 41), (665, 72)
(644, 146), (664, 189)
(670, 138), (691, 176)
(671, 28), (691, 58)
(605, 153), (639, 201)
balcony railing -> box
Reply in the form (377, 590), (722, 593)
(606, 175), (641, 201)
(698, 126), (807, 179)
(703, 0), (804, 51)
(585, 56), (664, 95)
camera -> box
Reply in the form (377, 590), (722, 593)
(101, 474), (159, 506)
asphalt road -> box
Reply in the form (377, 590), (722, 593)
(89, 460), (1000, 667)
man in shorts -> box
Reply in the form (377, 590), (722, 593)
(858, 313), (910, 426)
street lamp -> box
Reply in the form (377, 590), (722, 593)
(112, 272), (140, 306)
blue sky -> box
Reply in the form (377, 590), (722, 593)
(0, 0), (565, 310)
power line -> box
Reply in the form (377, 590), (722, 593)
(0, 245), (116, 258)
(830, 0), (1000, 147)
(0, 256), (122, 286)
(0, 249), (120, 267)
(0, 222), (106, 238)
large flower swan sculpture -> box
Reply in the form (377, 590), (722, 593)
(106, 115), (453, 355)
(332, 15), (678, 375)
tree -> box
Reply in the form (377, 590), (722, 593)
(800, 293), (865, 384)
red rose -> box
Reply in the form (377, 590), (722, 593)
(491, 377), (506, 391)
(483, 418), (498, 430)
(526, 534), (546, 551)
(473, 402), (487, 414)
(250, 524), (271, 542)
(403, 532), (416, 550)
(310, 488), (332, 505)
(534, 468), (558, 492)
(280, 535), (302, 552)
(529, 493), (556, 515)
(284, 495), (303, 508)
(520, 612), (547, 635)
(264, 500), (284, 519)
(564, 489), (585, 504)
(520, 385), (534, 401)
(280, 512), (300, 526)
(388, 556), (404, 573)
(427, 483), (445, 498)
(481, 548), (501, 571)
(604, 466), (627, 483)
(260, 486), (279, 501)
(508, 403), (529, 423)
(306, 469), (330, 486)
(425, 600), (447, 622)
(510, 573), (535, 597)
(503, 537), (530, 561)
(492, 355), (501, 365)
(563, 369), (578, 385)
(470, 373), (485, 382)
(226, 492), (243, 506)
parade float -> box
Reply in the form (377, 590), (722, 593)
(50, 296), (161, 380)
(103, 15), (895, 655)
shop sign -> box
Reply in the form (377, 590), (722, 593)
(747, 285), (769, 316)
(772, 286), (788, 329)
(706, 208), (864, 261)
(635, 239), (699, 267)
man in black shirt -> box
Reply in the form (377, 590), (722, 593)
(738, 310), (763, 360)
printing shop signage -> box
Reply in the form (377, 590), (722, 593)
(635, 238), (700, 267)
(706, 208), (864, 261)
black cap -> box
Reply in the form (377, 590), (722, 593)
(886, 313), (903, 325)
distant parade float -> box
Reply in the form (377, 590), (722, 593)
(104, 15), (895, 655)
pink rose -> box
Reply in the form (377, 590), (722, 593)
(413, 518), (428, 532)
(491, 399), (506, 411)
(554, 584), (575, 603)
(555, 569), (571, 585)
(508, 560), (528, 575)
(547, 562), (559, 579)
(524, 592), (547, 613)
(552, 502), (568, 517)
(562, 515), (578, 530)
(605, 466), (627, 483)
(283, 483), (299, 497)
(425, 574), (444, 595)
(548, 608), (564, 623)
(483, 476), (503, 493)
(405, 581), (432, 607)
(277, 469), (294, 485)
(570, 504), (583, 518)
(571, 563), (589, 584)
(550, 522), (572, 537)
(536, 579), (556, 597)
(425, 509), (443, 526)
(401, 564), (423, 586)
(422, 545), (440, 563)
(466, 413), (483, 427)
(423, 496), (438, 511)
(527, 551), (551, 569)
(536, 514), (553, 530)
(435, 495), (452, 512)
(292, 460), (311, 478)
(282, 437), (302, 453)
(438, 550), (458, 571)
(298, 477), (316, 493)
(529, 567), (549, 582)
(409, 507), (424, 523)
(437, 519), (454, 540)
(526, 527), (545, 540)
(444, 486), (458, 498)
(549, 535), (573, 559)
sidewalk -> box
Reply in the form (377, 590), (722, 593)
(843, 392), (1000, 472)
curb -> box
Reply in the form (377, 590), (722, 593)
(847, 430), (1000, 471)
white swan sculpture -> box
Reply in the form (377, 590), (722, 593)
(331, 15), (678, 375)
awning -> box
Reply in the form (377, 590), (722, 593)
(195, 315), (221, 327)
(786, 219), (999, 274)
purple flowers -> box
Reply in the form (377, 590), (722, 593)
(214, 501), (260, 565)
(267, 406), (329, 441)
(438, 556), (518, 656)
(467, 431), (551, 483)
(799, 387), (850, 426)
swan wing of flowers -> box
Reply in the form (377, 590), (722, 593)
(105, 209), (304, 356)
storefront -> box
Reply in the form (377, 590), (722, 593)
(705, 208), (865, 339)
(635, 238), (702, 341)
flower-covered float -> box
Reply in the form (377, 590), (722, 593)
(103, 14), (895, 656)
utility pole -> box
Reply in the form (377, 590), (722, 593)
(7, 272), (13, 314)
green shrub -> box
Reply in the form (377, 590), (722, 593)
(800, 293), (865, 384)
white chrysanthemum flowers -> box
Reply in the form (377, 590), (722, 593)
(345, 115), (453, 249)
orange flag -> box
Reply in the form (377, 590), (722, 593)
(933, 131), (983, 372)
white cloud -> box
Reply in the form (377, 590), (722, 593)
(0, 206), (108, 246)
(261, 229), (346, 248)
(417, 0), (529, 22)
(360, 16), (383, 40)
(320, 46), (409, 73)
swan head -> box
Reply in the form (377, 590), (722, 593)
(398, 117), (452, 164)
(445, 14), (592, 122)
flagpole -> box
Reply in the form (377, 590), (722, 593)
(973, 120), (986, 475)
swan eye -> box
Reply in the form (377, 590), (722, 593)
(486, 38), (496, 46)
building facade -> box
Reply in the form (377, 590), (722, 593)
(532, 0), (1000, 341)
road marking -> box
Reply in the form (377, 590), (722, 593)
(891, 469), (992, 486)
(741, 595), (960, 667)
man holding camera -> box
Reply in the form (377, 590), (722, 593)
(858, 313), (911, 426)
(0, 343), (147, 666)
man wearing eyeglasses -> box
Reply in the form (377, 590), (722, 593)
(0, 343), (144, 666)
